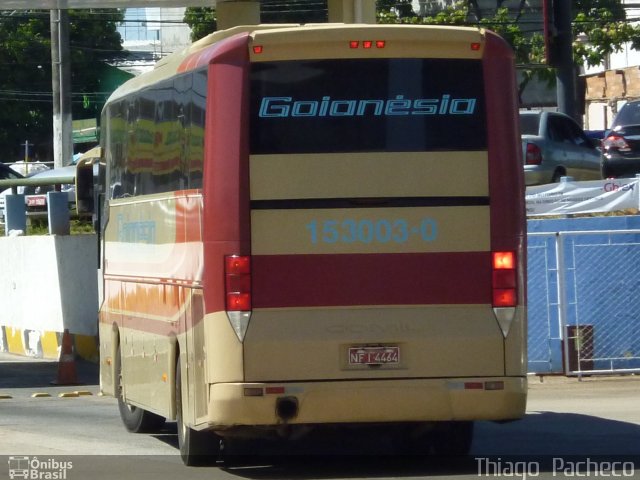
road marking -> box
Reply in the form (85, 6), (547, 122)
(31, 393), (52, 398)
(58, 392), (80, 398)
(0, 394), (12, 399)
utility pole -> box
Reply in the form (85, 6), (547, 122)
(21, 140), (32, 175)
(50, 9), (73, 169)
(553, 1), (577, 121)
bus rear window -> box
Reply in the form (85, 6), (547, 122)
(250, 58), (487, 154)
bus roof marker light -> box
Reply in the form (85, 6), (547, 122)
(471, 42), (481, 51)
(253, 45), (264, 54)
(349, 41), (359, 49)
(376, 40), (386, 48)
(363, 40), (373, 49)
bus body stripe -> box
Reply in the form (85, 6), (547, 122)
(250, 197), (489, 210)
(249, 152), (489, 200)
(252, 252), (490, 308)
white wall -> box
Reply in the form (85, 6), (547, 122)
(0, 235), (99, 336)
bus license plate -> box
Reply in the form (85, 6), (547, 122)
(348, 346), (400, 365)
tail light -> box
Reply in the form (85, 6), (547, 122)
(602, 134), (631, 152)
(492, 251), (517, 308)
(225, 255), (251, 311)
(225, 255), (252, 342)
(525, 143), (542, 165)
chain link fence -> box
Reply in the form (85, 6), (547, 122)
(527, 229), (640, 376)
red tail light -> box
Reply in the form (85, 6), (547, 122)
(525, 143), (542, 165)
(492, 251), (517, 307)
(602, 134), (630, 152)
(349, 40), (386, 49)
(225, 255), (251, 311)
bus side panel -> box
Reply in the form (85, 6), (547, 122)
(484, 31), (526, 253)
(201, 35), (252, 315)
(98, 279), (121, 397)
(99, 193), (204, 418)
(483, 30), (527, 377)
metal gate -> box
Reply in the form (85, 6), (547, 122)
(527, 229), (640, 375)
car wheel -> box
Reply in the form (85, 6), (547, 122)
(551, 169), (566, 183)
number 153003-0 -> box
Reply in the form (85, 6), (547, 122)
(306, 218), (438, 245)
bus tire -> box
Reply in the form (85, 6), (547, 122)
(115, 345), (166, 433)
(176, 354), (220, 466)
(432, 421), (474, 456)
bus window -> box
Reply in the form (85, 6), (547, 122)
(250, 58), (486, 154)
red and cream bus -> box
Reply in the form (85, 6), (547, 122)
(98, 23), (527, 464)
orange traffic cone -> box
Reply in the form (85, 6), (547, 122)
(51, 329), (79, 385)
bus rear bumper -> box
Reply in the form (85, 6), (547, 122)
(206, 377), (526, 429)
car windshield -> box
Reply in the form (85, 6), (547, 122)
(613, 101), (640, 128)
(519, 114), (540, 135)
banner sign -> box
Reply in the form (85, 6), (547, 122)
(526, 178), (640, 217)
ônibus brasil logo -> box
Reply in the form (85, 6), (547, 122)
(8, 456), (73, 480)
(258, 94), (477, 118)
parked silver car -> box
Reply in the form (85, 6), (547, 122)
(521, 111), (602, 185)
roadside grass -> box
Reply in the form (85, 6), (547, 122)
(0, 217), (95, 236)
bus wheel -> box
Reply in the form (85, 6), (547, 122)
(176, 354), (221, 466)
(431, 421), (474, 456)
(115, 346), (166, 433)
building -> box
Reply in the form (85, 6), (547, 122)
(114, 8), (193, 76)
(583, 1), (640, 130)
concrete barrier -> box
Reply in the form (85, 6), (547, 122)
(0, 234), (99, 361)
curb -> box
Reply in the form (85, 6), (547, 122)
(0, 325), (99, 363)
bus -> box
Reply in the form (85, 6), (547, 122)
(98, 23), (527, 464)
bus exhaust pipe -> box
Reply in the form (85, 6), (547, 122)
(276, 397), (299, 422)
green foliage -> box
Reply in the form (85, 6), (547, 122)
(183, 7), (217, 42)
(0, 217), (95, 237)
(573, 2), (640, 67)
(378, 0), (640, 70)
(0, 9), (124, 161)
(377, 0), (640, 100)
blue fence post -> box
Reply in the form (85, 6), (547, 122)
(4, 194), (26, 235)
(47, 191), (70, 235)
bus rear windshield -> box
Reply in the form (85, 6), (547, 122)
(250, 58), (487, 154)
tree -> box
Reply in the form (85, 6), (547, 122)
(184, 7), (217, 42)
(378, 0), (640, 103)
(0, 9), (124, 162)
(379, 0), (640, 69)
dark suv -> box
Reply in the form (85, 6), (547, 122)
(602, 100), (640, 178)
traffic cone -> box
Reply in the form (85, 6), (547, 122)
(51, 329), (78, 385)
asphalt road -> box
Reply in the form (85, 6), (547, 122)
(1, 352), (639, 480)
